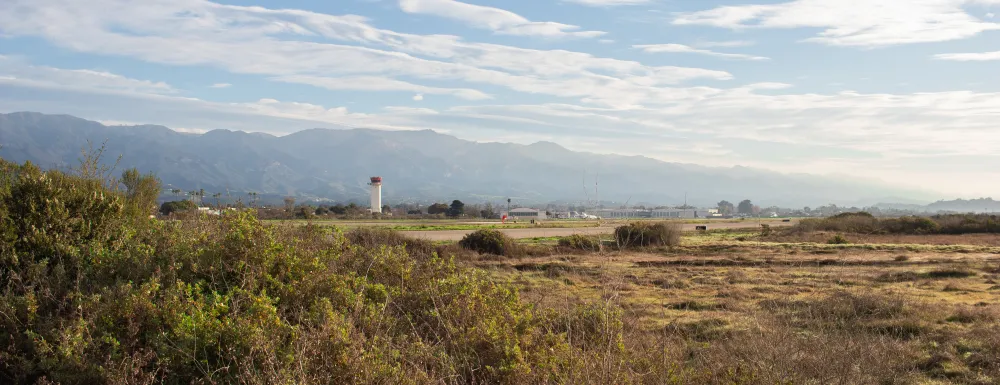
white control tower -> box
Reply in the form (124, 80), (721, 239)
(369, 176), (382, 214)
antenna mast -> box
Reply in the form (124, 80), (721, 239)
(595, 172), (599, 209)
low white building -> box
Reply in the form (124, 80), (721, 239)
(502, 208), (547, 220)
(594, 208), (713, 219)
(651, 209), (689, 218)
(594, 209), (649, 219)
(197, 207), (221, 216)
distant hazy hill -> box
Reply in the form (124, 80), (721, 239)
(0, 111), (933, 207)
(877, 198), (1000, 213)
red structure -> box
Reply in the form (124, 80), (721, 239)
(370, 176), (383, 184)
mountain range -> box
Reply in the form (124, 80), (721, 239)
(876, 198), (1000, 213)
(0, 111), (937, 207)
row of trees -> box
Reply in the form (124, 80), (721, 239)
(168, 188), (231, 207)
(162, 192), (502, 220)
(717, 199), (761, 215)
(427, 200), (466, 217)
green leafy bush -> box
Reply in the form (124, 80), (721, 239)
(614, 222), (682, 248)
(346, 227), (436, 258)
(459, 229), (520, 257)
(879, 216), (941, 234)
(160, 199), (198, 216)
(830, 211), (875, 219)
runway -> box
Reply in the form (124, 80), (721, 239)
(402, 220), (796, 241)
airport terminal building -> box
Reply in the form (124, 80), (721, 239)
(592, 208), (712, 219)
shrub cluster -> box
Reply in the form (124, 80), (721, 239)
(795, 212), (998, 235)
(345, 226), (436, 258)
(0, 159), (631, 384)
(159, 199), (198, 216)
(614, 222), (682, 248)
(931, 214), (1000, 234)
(558, 234), (603, 252)
(459, 229), (520, 257)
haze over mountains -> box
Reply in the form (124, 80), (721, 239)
(876, 198), (1000, 214)
(0, 112), (938, 207)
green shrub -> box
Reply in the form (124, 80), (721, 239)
(614, 222), (682, 248)
(160, 199), (198, 216)
(558, 234), (602, 251)
(830, 211), (875, 219)
(932, 214), (1000, 234)
(924, 269), (976, 279)
(795, 213), (999, 235)
(880, 216), (941, 234)
(346, 227), (436, 258)
(459, 229), (520, 257)
(0, 159), (603, 383)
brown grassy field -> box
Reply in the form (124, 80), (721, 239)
(765, 231), (1000, 247)
(475, 229), (1000, 384)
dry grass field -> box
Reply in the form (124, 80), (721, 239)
(475, 229), (1000, 384)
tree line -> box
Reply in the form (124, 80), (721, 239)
(716, 199), (761, 216)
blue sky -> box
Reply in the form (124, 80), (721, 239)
(1, 0), (999, 198)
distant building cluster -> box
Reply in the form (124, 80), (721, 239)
(591, 208), (715, 219)
(497, 207), (720, 220)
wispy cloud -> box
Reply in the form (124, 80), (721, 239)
(633, 44), (770, 61)
(272, 75), (492, 100)
(0, 55), (176, 94)
(695, 40), (756, 48)
(210, 83), (231, 88)
(562, 0), (650, 6)
(398, 0), (605, 38)
(0, 0), (730, 108)
(934, 51), (1000, 61)
(673, 0), (1000, 47)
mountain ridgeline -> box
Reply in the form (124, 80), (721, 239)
(0, 111), (931, 206)
(876, 198), (1000, 213)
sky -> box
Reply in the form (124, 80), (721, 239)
(0, 0), (999, 198)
